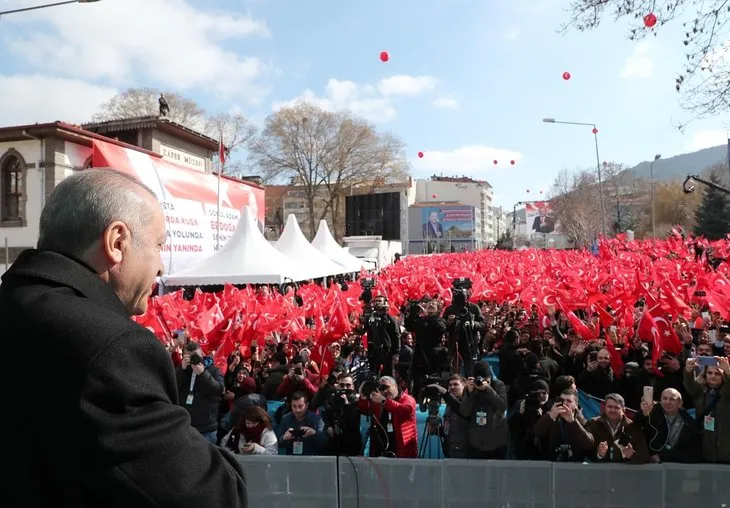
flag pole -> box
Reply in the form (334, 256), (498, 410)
(216, 131), (224, 252)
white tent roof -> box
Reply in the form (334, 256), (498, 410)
(163, 207), (307, 286)
(275, 215), (350, 279)
(311, 220), (366, 273)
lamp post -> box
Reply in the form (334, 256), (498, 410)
(543, 117), (607, 237)
(650, 153), (661, 238)
(512, 200), (526, 248)
(0, 0), (100, 17)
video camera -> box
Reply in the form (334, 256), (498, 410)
(452, 277), (472, 291)
(360, 277), (377, 290)
(524, 391), (542, 412)
(328, 388), (356, 411)
(418, 375), (445, 416)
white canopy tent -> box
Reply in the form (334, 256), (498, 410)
(311, 220), (367, 273)
(163, 207), (307, 286)
(276, 214), (350, 280)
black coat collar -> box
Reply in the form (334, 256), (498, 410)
(2, 249), (129, 317)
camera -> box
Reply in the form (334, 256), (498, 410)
(452, 277), (472, 290)
(418, 375), (444, 419)
(328, 388), (354, 411)
(360, 379), (379, 397)
(524, 391), (542, 411)
(360, 277), (377, 289)
(293, 367), (303, 376)
(554, 443), (573, 462)
(616, 432), (631, 447)
(190, 353), (203, 366)
(290, 428), (305, 440)
(588, 351), (598, 362)
(474, 376), (487, 387)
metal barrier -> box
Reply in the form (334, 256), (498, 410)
(235, 456), (730, 507)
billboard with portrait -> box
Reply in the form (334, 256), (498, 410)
(418, 206), (475, 240)
(525, 201), (560, 237)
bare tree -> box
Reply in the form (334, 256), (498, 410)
(91, 88), (258, 174)
(601, 161), (647, 233)
(562, 0), (730, 124)
(249, 102), (409, 238)
(91, 87), (206, 130)
(549, 168), (603, 246)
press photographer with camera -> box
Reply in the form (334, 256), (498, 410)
(459, 361), (509, 459)
(405, 298), (448, 395)
(275, 355), (319, 401)
(360, 279), (400, 378)
(585, 393), (649, 464)
(321, 373), (363, 456)
(357, 376), (418, 458)
(176, 341), (226, 444)
(532, 389), (595, 462)
(425, 375), (469, 458)
(443, 278), (485, 377)
(508, 379), (552, 460)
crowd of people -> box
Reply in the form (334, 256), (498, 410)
(165, 281), (730, 465)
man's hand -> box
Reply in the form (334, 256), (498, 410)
(370, 391), (386, 404)
(685, 357), (697, 373)
(619, 443), (635, 460)
(224, 391), (235, 401)
(300, 426), (316, 438)
(181, 355), (191, 370)
(640, 399), (653, 417)
(282, 429), (294, 441)
(519, 400), (526, 415)
(718, 356), (730, 374)
(597, 441), (609, 459)
(191, 363), (205, 375)
(465, 377), (476, 393)
(586, 360), (599, 372)
(447, 315), (456, 325)
(559, 404), (575, 423)
(427, 383), (447, 396)
(549, 403), (562, 421)
(242, 443), (255, 454)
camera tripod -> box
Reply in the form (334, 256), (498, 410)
(418, 413), (447, 459)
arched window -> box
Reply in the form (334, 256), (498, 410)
(0, 149), (27, 226)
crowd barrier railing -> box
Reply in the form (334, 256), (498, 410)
(235, 456), (730, 507)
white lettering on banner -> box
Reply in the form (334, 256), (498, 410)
(160, 145), (205, 172)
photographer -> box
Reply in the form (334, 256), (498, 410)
(175, 341), (225, 444)
(532, 389), (594, 462)
(278, 391), (328, 456)
(361, 292), (400, 378)
(443, 278), (485, 377)
(321, 373), (363, 456)
(585, 393), (649, 464)
(357, 376), (417, 458)
(405, 298), (448, 395)
(427, 375), (469, 458)
(275, 355), (318, 401)
(508, 379), (552, 460)
(459, 362), (509, 459)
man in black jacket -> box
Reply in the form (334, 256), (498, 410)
(176, 341), (226, 444)
(0, 169), (247, 507)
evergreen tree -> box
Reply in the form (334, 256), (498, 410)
(693, 171), (730, 240)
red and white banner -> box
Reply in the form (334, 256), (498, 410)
(92, 140), (265, 275)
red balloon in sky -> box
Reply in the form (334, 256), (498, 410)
(379, 51), (390, 62)
(417, 151), (424, 158)
(493, 160), (498, 165)
(592, 127), (598, 134)
(562, 71), (571, 80)
(510, 160), (515, 165)
(643, 12), (657, 28)
(432, 193), (437, 199)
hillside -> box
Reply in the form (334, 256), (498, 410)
(630, 144), (728, 181)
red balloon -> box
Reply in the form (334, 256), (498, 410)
(417, 151), (424, 158)
(493, 160), (498, 165)
(510, 160), (515, 165)
(379, 51), (390, 62)
(562, 71), (571, 80)
(432, 193), (437, 199)
(643, 12), (657, 28)
(592, 127), (598, 134)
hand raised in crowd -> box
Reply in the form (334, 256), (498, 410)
(685, 357), (697, 373)
(191, 362), (205, 375)
(559, 403), (575, 423)
(586, 360), (599, 372)
(597, 441), (609, 460)
(640, 399), (654, 417)
(718, 356), (730, 373)
(548, 402), (563, 421)
(370, 391), (386, 404)
(181, 354), (191, 370)
(465, 377), (476, 393)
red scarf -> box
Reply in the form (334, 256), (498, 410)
(242, 422), (266, 444)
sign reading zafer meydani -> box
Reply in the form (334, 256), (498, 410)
(160, 144), (206, 172)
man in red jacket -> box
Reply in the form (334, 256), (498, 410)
(358, 376), (418, 458)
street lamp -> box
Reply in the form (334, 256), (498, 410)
(543, 117), (607, 237)
(0, 0), (100, 17)
(650, 153), (661, 238)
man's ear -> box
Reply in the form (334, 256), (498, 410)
(102, 221), (131, 264)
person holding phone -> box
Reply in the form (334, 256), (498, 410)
(683, 357), (730, 463)
(222, 406), (278, 456)
(278, 392), (327, 456)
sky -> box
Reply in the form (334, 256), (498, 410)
(1, 0), (730, 209)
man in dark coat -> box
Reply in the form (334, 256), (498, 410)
(0, 169), (247, 507)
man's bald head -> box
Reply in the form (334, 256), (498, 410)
(38, 169), (158, 259)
